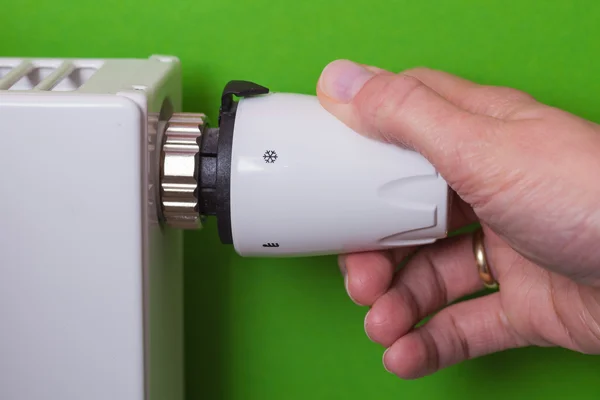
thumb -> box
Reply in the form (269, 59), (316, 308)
(316, 60), (503, 191)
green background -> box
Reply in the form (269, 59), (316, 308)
(3, 0), (600, 399)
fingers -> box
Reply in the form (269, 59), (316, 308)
(346, 228), (526, 379)
(339, 247), (415, 306)
(317, 60), (492, 153)
(404, 67), (539, 120)
(339, 200), (477, 308)
(364, 234), (486, 347)
(315, 59), (537, 209)
(316, 60), (501, 188)
(383, 293), (528, 379)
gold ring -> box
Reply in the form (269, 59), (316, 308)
(473, 228), (498, 289)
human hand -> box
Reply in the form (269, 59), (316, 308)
(316, 60), (600, 378)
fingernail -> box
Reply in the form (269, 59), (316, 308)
(338, 255), (349, 293)
(382, 348), (393, 373)
(338, 255), (362, 305)
(364, 310), (374, 341)
(319, 60), (375, 103)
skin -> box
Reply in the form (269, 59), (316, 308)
(315, 59), (600, 379)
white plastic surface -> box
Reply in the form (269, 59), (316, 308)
(230, 93), (449, 257)
(0, 94), (145, 400)
(0, 55), (184, 400)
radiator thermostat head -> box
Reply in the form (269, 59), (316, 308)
(159, 80), (450, 257)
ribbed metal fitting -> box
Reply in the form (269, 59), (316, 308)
(160, 112), (205, 229)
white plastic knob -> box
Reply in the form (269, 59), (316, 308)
(229, 92), (449, 257)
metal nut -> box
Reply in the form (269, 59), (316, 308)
(160, 112), (205, 229)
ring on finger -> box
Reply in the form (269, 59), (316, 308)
(472, 228), (498, 290)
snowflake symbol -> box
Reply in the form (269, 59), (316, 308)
(263, 150), (278, 163)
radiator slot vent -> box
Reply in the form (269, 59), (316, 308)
(0, 61), (99, 92)
(51, 67), (97, 91)
(8, 67), (55, 90)
(0, 66), (12, 79)
(8, 67), (56, 90)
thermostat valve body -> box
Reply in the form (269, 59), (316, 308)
(158, 81), (450, 257)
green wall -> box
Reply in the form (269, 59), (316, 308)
(3, 1), (599, 399)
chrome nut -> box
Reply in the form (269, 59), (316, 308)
(160, 113), (206, 229)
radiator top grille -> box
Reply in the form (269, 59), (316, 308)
(0, 58), (102, 92)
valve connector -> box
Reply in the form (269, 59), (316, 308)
(160, 113), (206, 229)
(158, 81), (270, 242)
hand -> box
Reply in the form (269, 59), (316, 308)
(316, 60), (600, 379)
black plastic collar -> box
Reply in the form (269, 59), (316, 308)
(197, 80), (269, 244)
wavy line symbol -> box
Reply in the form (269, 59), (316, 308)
(262, 243), (280, 248)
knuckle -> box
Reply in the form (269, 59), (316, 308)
(484, 86), (535, 102)
(356, 74), (425, 142)
(454, 153), (525, 212)
(444, 311), (471, 362)
(420, 328), (442, 374)
(397, 279), (425, 322)
(403, 66), (435, 76)
(439, 118), (516, 202)
(423, 251), (450, 306)
(475, 85), (538, 119)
